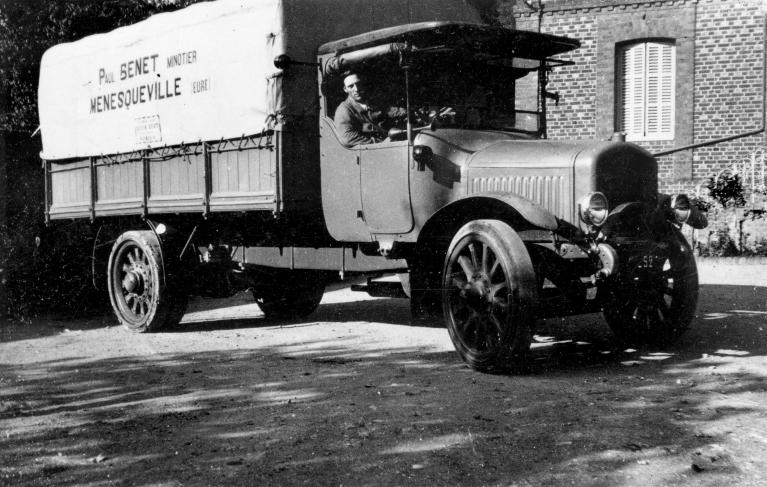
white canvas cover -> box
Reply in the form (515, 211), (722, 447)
(38, 0), (485, 160)
(39, 0), (284, 160)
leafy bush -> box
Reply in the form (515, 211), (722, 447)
(747, 237), (767, 256)
(698, 226), (740, 257)
(706, 173), (747, 208)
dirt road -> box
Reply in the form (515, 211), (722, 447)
(1, 260), (766, 486)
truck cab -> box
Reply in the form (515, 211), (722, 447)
(316, 22), (573, 244)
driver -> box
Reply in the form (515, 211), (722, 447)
(334, 72), (406, 146)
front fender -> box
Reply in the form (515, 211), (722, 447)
(418, 193), (559, 246)
(475, 192), (559, 230)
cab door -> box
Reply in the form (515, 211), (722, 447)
(319, 117), (371, 242)
(358, 140), (414, 234)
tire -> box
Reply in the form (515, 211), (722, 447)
(253, 270), (326, 320)
(442, 220), (537, 373)
(602, 229), (698, 347)
(107, 231), (187, 332)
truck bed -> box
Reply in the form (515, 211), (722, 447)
(46, 134), (278, 221)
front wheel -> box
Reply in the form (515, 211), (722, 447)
(442, 220), (537, 373)
(602, 229), (698, 347)
(107, 231), (187, 332)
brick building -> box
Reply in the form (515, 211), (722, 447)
(500, 0), (766, 196)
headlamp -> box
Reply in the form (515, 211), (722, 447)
(578, 192), (609, 227)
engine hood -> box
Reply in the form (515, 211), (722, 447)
(415, 132), (658, 224)
(465, 138), (658, 209)
(415, 130), (612, 169)
(468, 139), (598, 168)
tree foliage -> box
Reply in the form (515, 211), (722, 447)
(0, 1), (178, 133)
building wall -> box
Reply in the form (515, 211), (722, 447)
(502, 0), (765, 195)
(693, 0), (765, 190)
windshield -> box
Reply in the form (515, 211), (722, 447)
(407, 55), (542, 134)
(321, 50), (546, 137)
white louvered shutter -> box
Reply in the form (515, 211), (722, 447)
(618, 41), (675, 140)
(658, 43), (675, 137)
(620, 43), (646, 137)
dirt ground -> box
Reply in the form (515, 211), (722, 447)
(1, 260), (766, 487)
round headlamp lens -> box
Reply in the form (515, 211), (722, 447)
(579, 192), (609, 227)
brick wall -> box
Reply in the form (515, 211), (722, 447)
(691, 0), (765, 189)
(503, 4), (599, 140)
(503, 0), (766, 196)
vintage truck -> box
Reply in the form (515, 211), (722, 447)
(39, 0), (706, 372)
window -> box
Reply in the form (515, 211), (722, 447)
(617, 40), (675, 141)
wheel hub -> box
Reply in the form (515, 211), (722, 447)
(463, 277), (491, 311)
(623, 267), (666, 304)
(122, 270), (144, 294)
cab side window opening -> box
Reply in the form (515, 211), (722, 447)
(616, 40), (676, 141)
(322, 64), (406, 119)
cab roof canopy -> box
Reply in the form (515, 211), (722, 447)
(318, 21), (580, 60)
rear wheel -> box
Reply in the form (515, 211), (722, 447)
(107, 231), (187, 332)
(442, 220), (537, 373)
(253, 270), (327, 320)
(602, 229), (698, 347)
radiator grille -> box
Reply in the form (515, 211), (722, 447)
(471, 175), (569, 219)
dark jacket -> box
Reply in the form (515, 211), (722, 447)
(334, 97), (405, 146)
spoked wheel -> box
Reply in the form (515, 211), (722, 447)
(442, 220), (537, 373)
(253, 270), (327, 320)
(602, 229), (698, 347)
(107, 231), (187, 332)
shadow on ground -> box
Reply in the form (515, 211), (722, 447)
(1, 283), (766, 486)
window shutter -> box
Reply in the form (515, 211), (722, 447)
(645, 43), (660, 136)
(619, 43), (646, 137)
(659, 43), (675, 136)
(617, 41), (675, 141)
